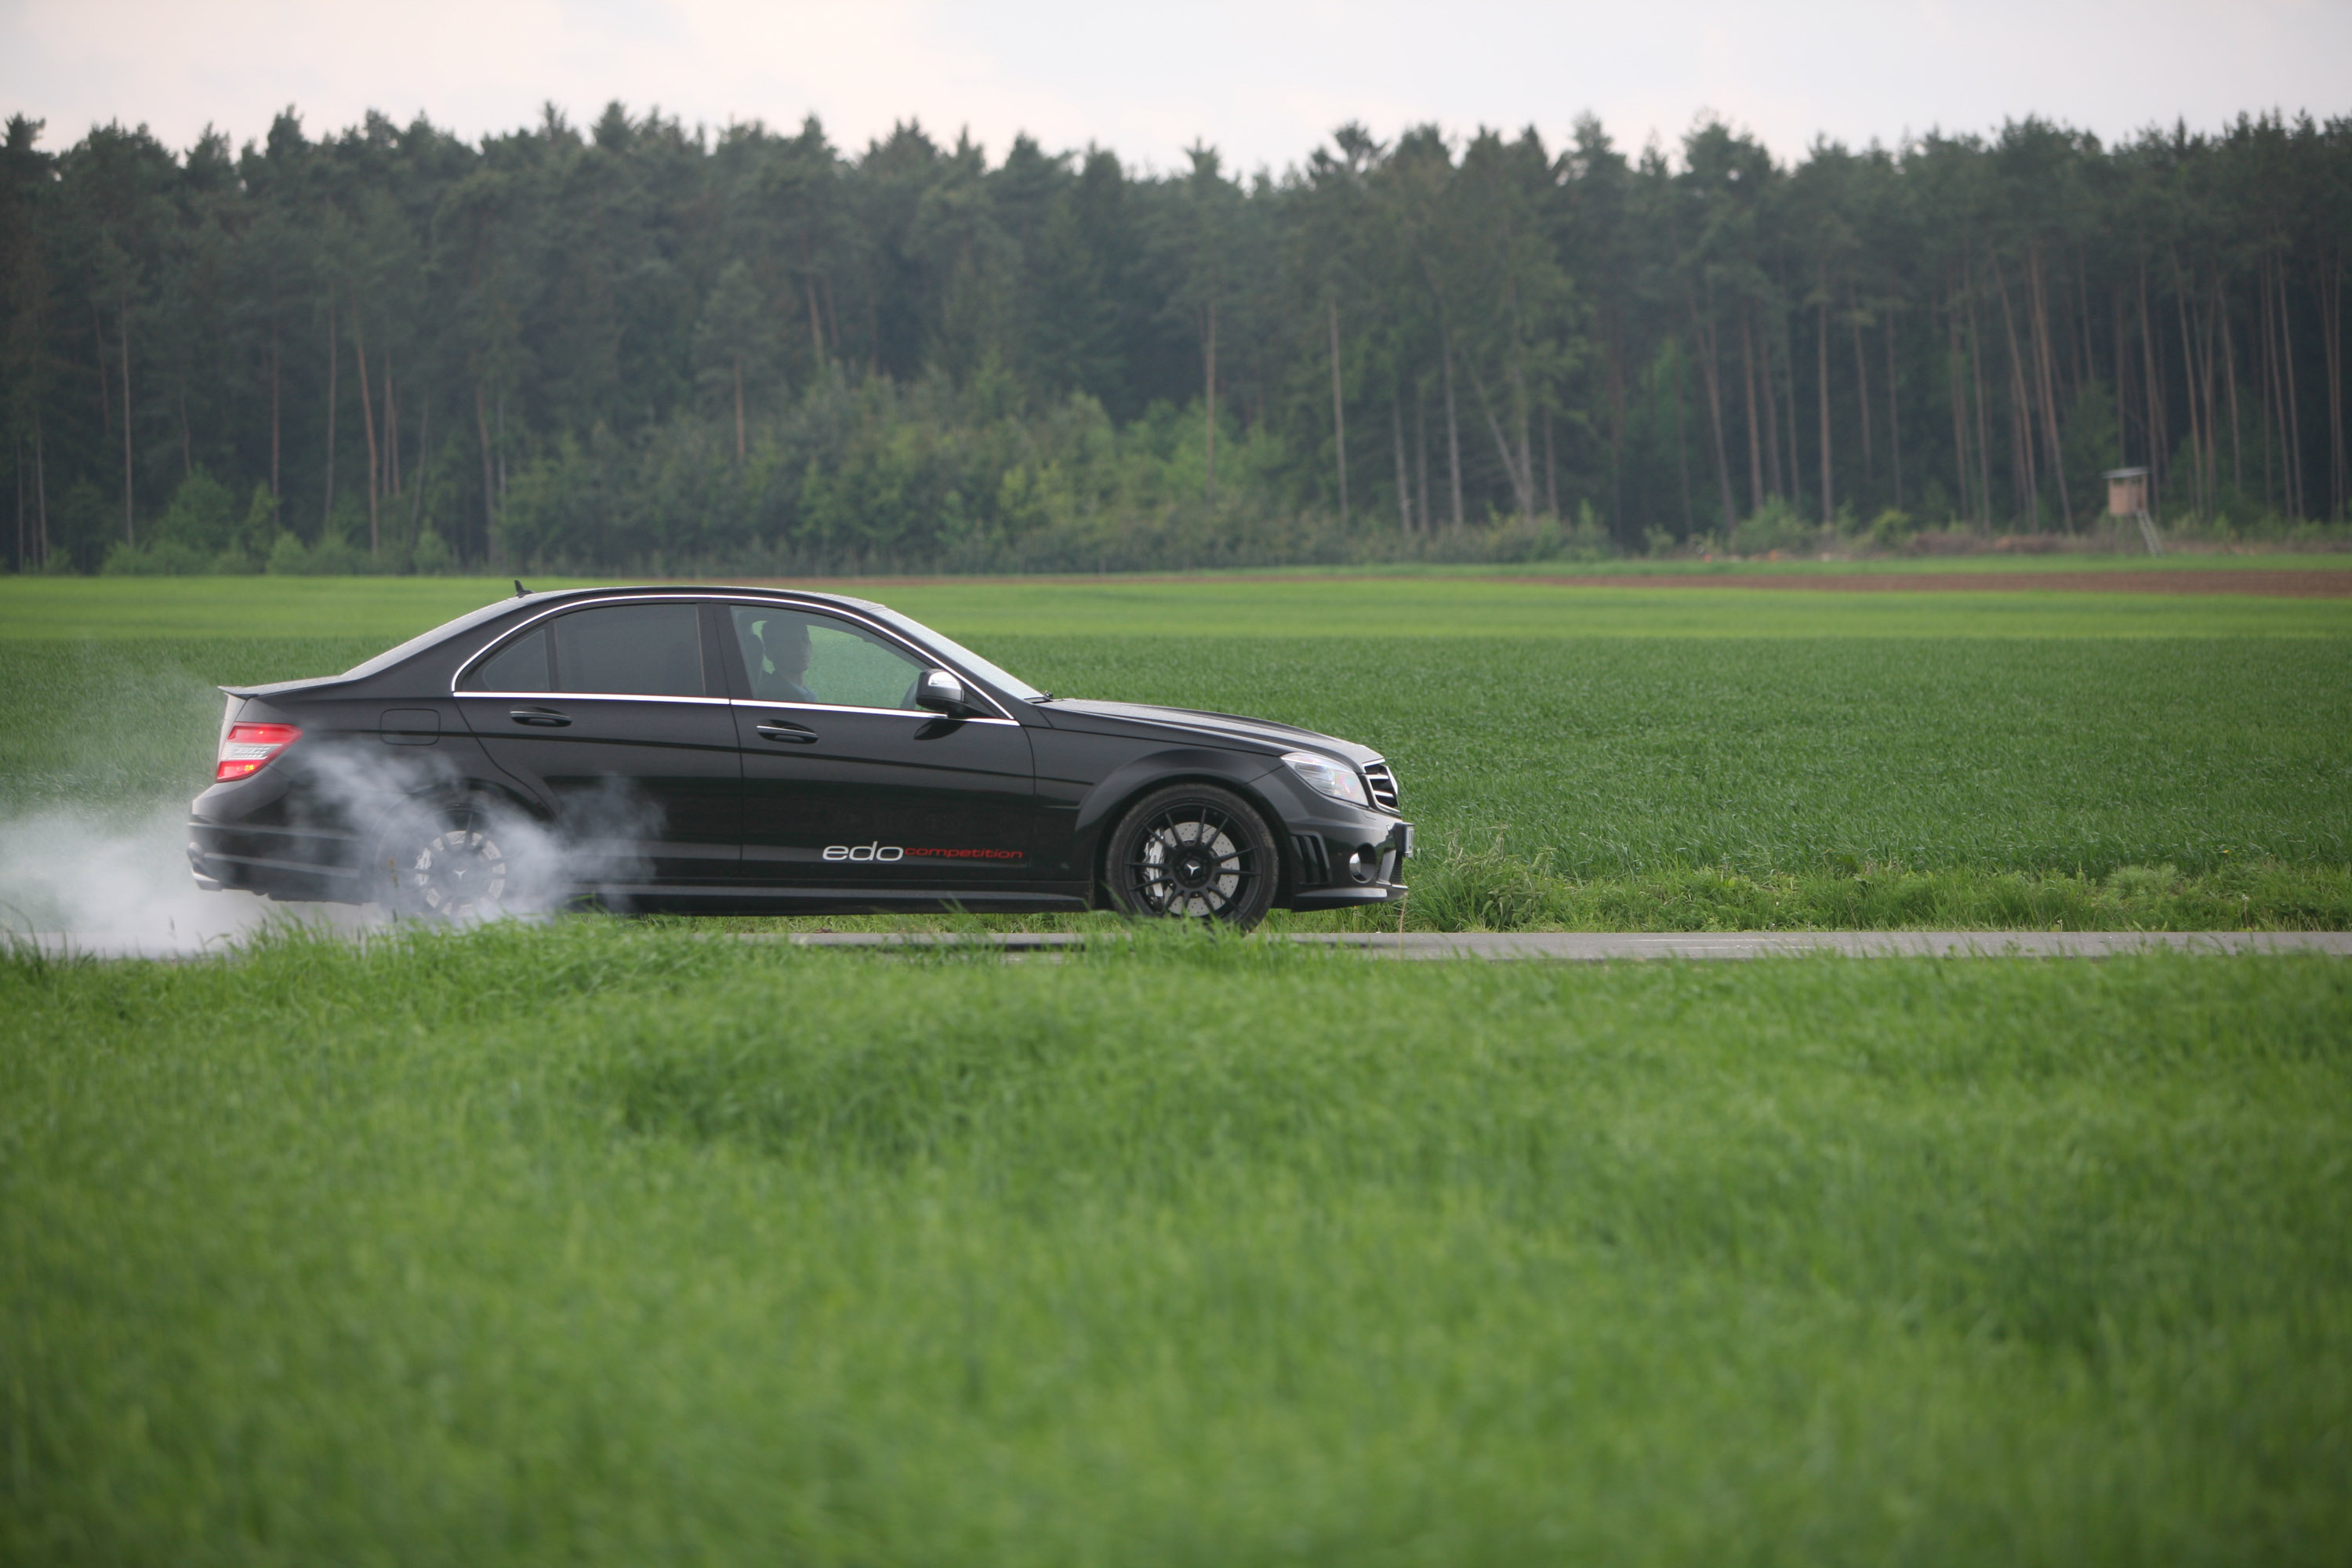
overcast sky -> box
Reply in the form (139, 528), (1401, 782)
(5, 0), (2347, 172)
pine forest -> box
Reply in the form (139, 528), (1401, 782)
(2, 103), (2349, 575)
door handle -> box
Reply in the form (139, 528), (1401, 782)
(755, 721), (818, 744)
(509, 707), (572, 728)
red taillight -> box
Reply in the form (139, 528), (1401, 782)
(216, 723), (301, 781)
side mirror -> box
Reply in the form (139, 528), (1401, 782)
(915, 668), (975, 717)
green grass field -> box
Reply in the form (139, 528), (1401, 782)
(5, 572), (2349, 1560)
(5, 926), (2349, 1563)
(5, 573), (2347, 929)
(6, 568), (2349, 641)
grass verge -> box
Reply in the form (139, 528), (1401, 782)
(678, 854), (2352, 938)
(1298, 840), (2352, 932)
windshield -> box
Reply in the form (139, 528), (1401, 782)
(340, 598), (529, 680)
(856, 603), (1048, 702)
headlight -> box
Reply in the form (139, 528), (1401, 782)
(1282, 750), (1369, 808)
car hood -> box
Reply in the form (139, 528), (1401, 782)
(1038, 699), (1381, 765)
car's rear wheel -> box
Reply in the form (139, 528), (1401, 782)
(1103, 783), (1277, 930)
(370, 800), (521, 922)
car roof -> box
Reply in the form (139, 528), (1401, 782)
(310, 584), (902, 692)
(514, 583), (886, 613)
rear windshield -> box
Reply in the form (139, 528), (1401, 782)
(342, 599), (529, 681)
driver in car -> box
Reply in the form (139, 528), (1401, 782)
(746, 615), (815, 703)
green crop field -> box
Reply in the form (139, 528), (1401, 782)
(4, 572), (2349, 1562)
(5, 926), (2349, 1563)
(5, 566), (2350, 641)
(4, 572), (2347, 930)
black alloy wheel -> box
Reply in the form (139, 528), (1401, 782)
(372, 800), (519, 922)
(1104, 783), (1277, 930)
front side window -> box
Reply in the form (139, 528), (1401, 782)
(731, 607), (925, 710)
(858, 603), (1046, 702)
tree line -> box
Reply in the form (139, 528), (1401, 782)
(2, 100), (2347, 575)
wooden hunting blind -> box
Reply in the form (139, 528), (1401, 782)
(2105, 467), (2148, 517)
(2103, 466), (2161, 555)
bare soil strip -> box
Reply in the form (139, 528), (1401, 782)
(1512, 570), (2352, 597)
(738, 568), (2352, 597)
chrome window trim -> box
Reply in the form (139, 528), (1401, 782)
(450, 595), (713, 702)
(732, 699), (1019, 726)
(455, 690), (733, 706)
(448, 591), (1020, 721)
(452, 690), (1015, 724)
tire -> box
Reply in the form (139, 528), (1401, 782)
(369, 799), (523, 922)
(1102, 783), (1278, 931)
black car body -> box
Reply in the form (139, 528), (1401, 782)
(188, 586), (1410, 925)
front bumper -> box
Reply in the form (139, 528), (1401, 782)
(1284, 818), (1414, 911)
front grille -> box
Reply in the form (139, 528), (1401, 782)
(1362, 761), (1399, 814)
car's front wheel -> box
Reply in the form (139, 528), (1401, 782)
(1103, 783), (1278, 930)
(369, 800), (523, 922)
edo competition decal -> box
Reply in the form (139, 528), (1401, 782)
(822, 843), (1024, 862)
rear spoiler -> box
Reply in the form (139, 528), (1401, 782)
(217, 675), (356, 701)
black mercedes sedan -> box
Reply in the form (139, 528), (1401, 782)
(189, 586), (1410, 929)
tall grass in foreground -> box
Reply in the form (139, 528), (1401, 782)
(4, 923), (2347, 1563)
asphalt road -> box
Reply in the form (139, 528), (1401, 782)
(25, 929), (2352, 961)
(774, 930), (2352, 959)
(1283, 930), (2352, 960)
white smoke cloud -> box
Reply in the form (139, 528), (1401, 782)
(300, 743), (659, 924)
(0, 804), (357, 957)
(2, 734), (666, 959)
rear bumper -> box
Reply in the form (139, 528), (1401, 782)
(187, 817), (364, 903)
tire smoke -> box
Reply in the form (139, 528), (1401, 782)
(0, 804), (368, 956)
(4, 734), (666, 957)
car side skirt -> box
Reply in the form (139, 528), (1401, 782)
(1285, 881), (1406, 913)
(586, 886), (1093, 916)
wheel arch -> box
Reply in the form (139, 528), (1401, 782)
(1081, 757), (1298, 906)
(354, 775), (551, 858)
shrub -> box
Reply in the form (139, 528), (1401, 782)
(1729, 497), (1822, 556)
(100, 539), (212, 575)
(1403, 836), (1566, 931)
(153, 470), (239, 555)
(411, 528), (458, 575)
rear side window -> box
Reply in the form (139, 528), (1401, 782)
(465, 626), (551, 691)
(463, 604), (708, 696)
(554, 604), (706, 696)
